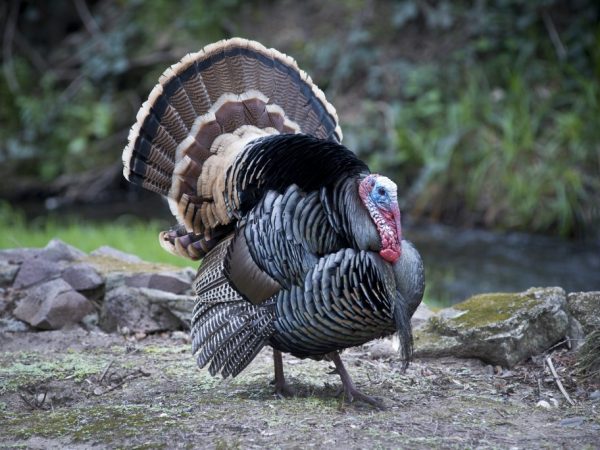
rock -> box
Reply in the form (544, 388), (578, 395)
(124, 271), (194, 295)
(103, 266), (195, 294)
(138, 287), (195, 325)
(38, 239), (86, 262)
(567, 292), (600, 334)
(362, 338), (397, 359)
(0, 247), (40, 264)
(61, 263), (104, 292)
(414, 287), (570, 368)
(100, 286), (192, 333)
(589, 390), (600, 401)
(0, 260), (19, 287)
(90, 246), (142, 263)
(559, 417), (585, 427)
(566, 316), (585, 351)
(12, 258), (63, 289)
(411, 303), (435, 329)
(0, 317), (30, 333)
(13, 279), (95, 330)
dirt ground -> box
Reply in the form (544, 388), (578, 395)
(0, 328), (598, 449)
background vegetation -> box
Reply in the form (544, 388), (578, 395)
(1, 0), (599, 255)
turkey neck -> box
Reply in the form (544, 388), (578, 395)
(323, 176), (381, 252)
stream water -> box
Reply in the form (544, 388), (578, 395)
(407, 222), (600, 307)
(23, 198), (600, 308)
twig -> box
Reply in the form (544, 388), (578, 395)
(545, 355), (575, 406)
(99, 359), (114, 384)
(96, 369), (150, 395)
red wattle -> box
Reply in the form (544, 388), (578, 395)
(380, 248), (400, 263)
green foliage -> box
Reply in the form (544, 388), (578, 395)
(1, 0), (598, 237)
(336, 0), (600, 237)
(0, 0), (240, 181)
(0, 202), (193, 268)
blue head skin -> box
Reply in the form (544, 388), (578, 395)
(358, 174), (402, 263)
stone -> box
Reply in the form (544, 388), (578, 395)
(566, 316), (585, 351)
(38, 239), (86, 262)
(559, 417), (585, 427)
(13, 279), (95, 330)
(0, 317), (30, 333)
(12, 258), (63, 289)
(414, 287), (570, 368)
(411, 303), (435, 329)
(124, 271), (193, 295)
(0, 260), (19, 287)
(0, 248), (40, 264)
(61, 263), (104, 292)
(90, 246), (142, 263)
(567, 292), (600, 334)
(99, 286), (191, 333)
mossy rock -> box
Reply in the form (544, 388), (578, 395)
(414, 287), (570, 367)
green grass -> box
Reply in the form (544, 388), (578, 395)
(0, 202), (193, 268)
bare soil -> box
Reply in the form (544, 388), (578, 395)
(0, 329), (598, 449)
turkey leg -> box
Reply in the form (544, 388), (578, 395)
(329, 352), (384, 408)
(273, 349), (295, 398)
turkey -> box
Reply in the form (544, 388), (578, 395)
(122, 38), (425, 406)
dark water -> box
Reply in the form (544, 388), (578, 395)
(407, 223), (600, 307)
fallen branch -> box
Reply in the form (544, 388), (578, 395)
(545, 355), (575, 406)
(99, 358), (114, 384)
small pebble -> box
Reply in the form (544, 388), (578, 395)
(589, 390), (600, 401)
(536, 400), (551, 409)
(560, 417), (585, 427)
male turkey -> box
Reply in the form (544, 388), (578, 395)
(122, 38), (424, 406)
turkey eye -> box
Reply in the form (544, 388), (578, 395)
(377, 187), (386, 196)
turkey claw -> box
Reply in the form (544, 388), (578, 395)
(336, 386), (385, 409)
(274, 381), (295, 399)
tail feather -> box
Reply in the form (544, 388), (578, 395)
(190, 233), (276, 378)
(123, 38), (342, 242)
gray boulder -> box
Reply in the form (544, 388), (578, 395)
(414, 287), (570, 367)
(124, 270), (195, 295)
(90, 246), (142, 263)
(567, 292), (600, 334)
(411, 303), (436, 329)
(13, 279), (95, 330)
(100, 286), (193, 333)
(38, 239), (86, 262)
(61, 263), (104, 292)
(0, 248), (40, 264)
(12, 258), (63, 289)
(0, 260), (19, 287)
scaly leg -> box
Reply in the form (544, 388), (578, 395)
(273, 349), (295, 398)
(329, 352), (384, 408)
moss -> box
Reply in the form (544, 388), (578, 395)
(450, 292), (537, 329)
(142, 344), (188, 355)
(0, 352), (109, 394)
(2, 404), (187, 444)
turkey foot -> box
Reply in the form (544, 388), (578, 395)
(272, 349), (295, 398)
(329, 352), (384, 409)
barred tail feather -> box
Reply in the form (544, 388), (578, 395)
(122, 38), (342, 240)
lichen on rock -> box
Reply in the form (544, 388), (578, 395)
(414, 287), (570, 367)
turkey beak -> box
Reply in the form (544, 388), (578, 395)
(393, 292), (413, 372)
